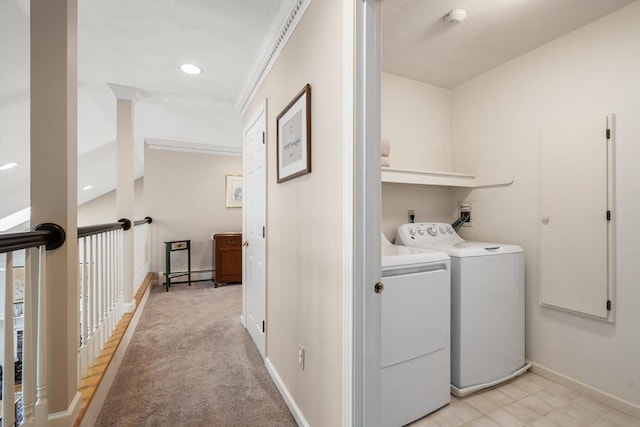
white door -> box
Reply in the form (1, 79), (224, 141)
(539, 114), (614, 320)
(243, 103), (267, 358)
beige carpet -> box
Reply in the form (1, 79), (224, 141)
(95, 282), (296, 427)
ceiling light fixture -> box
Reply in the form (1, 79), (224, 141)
(0, 161), (18, 171)
(444, 8), (467, 25)
(180, 63), (202, 75)
(82, 185), (93, 191)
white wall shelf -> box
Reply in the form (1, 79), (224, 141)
(381, 168), (514, 188)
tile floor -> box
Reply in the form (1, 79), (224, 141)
(409, 372), (640, 427)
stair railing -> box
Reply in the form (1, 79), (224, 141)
(0, 223), (66, 427)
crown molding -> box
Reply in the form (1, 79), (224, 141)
(235, 0), (312, 116)
(107, 83), (142, 103)
(145, 138), (242, 156)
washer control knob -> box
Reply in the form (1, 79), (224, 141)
(439, 227), (447, 234)
(427, 227), (437, 236)
(417, 228), (424, 236)
(409, 228), (416, 236)
(447, 228), (454, 234)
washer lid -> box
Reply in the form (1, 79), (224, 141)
(382, 238), (450, 266)
(437, 241), (523, 257)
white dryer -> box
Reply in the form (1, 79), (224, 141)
(381, 236), (450, 427)
(396, 223), (530, 397)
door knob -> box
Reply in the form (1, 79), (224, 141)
(374, 282), (384, 294)
(242, 240), (249, 247)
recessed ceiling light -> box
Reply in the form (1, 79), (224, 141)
(0, 162), (18, 171)
(82, 185), (93, 191)
(180, 63), (202, 75)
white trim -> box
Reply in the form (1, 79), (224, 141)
(351, 1), (383, 425)
(342, 0), (355, 426)
(237, 0), (312, 116)
(79, 280), (152, 427)
(265, 357), (310, 427)
(107, 83), (141, 103)
(145, 138), (242, 156)
(48, 391), (82, 427)
(122, 299), (136, 313)
(529, 362), (640, 420)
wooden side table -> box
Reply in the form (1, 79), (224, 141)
(213, 233), (242, 287)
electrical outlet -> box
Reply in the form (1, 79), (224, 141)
(298, 345), (305, 369)
(408, 209), (415, 223)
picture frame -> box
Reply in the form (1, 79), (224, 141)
(225, 174), (243, 208)
(277, 84), (311, 183)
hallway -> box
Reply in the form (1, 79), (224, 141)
(95, 281), (296, 426)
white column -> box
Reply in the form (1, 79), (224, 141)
(30, 0), (80, 416)
(109, 84), (139, 313)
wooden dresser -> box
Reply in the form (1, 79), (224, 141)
(213, 233), (242, 287)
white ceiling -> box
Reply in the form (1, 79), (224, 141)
(0, 0), (289, 220)
(1, 0), (636, 223)
(382, 0), (634, 88)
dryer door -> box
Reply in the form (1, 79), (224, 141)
(381, 266), (449, 368)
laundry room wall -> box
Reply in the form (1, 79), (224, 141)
(381, 184), (454, 242)
(381, 72), (454, 239)
(243, 1), (346, 425)
(449, 1), (640, 408)
(381, 72), (451, 171)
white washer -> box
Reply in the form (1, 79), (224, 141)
(381, 236), (450, 427)
(396, 223), (530, 397)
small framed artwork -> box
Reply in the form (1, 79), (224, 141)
(277, 84), (311, 183)
(225, 174), (243, 208)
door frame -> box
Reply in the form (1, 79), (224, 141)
(344, 0), (382, 425)
(242, 99), (267, 344)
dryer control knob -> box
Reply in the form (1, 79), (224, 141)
(427, 227), (437, 236)
(409, 228), (416, 235)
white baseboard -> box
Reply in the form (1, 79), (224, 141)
(529, 362), (640, 420)
(265, 357), (310, 427)
(123, 299), (137, 313)
(48, 391), (82, 427)
(134, 261), (150, 292)
(79, 280), (152, 427)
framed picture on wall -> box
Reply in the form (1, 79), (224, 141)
(225, 174), (243, 208)
(277, 84), (311, 183)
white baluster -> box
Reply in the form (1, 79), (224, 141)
(35, 246), (49, 425)
(106, 231), (118, 330)
(90, 234), (98, 360)
(118, 229), (124, 318)
(22, 248), (36, 426)
(96, 233), (105, 353)
(92, 234), (98, 360)
(113, 231), (123, 324)
(3, 252), (16, 427)
(85, 236), (93, 369)
(80, 237), (89, 377)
